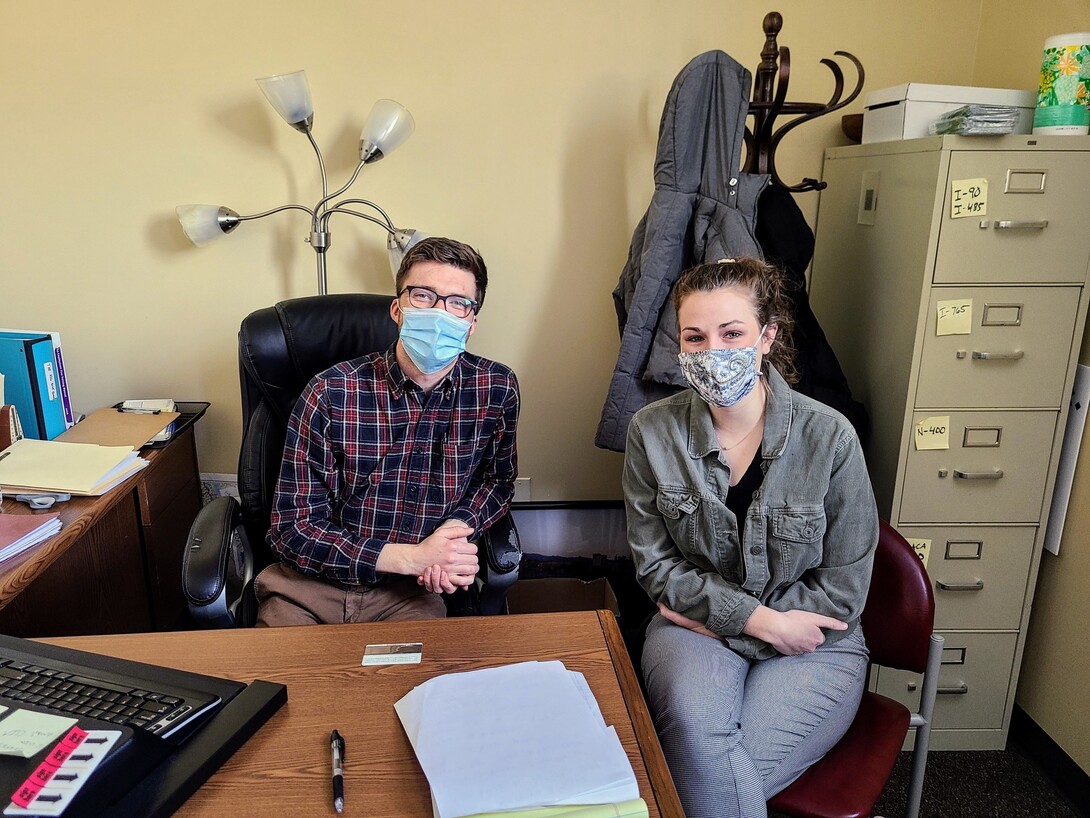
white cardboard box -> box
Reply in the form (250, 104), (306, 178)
(862, 83), (1035, 143)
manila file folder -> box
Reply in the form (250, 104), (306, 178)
(56, 408), (179, 449)
(0, 438), (142, 495)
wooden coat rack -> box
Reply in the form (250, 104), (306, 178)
(743, 11), (865, 192)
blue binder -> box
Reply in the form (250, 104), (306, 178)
(0, 334), (67, 439)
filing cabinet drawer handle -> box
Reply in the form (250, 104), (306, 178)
(936, 579), (985, 592)
(937, 684), (969, 695)
(971, 350), (1024, 361)
(953, 469), (1003, 480)
(993, 220), (1048, 230)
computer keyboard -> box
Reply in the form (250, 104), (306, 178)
(0, 658), (195, 736)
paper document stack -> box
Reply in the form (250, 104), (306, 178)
(395, 661), (645, 818)
(929, 104), (1022, 135)
(0, 513), (62, 562)
(0, 439), (147, 496)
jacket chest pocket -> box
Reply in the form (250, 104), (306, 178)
(769, 508), (827, 580)
(656, 488), (739, 578)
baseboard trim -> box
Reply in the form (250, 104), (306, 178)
(1009, 704), (1090, 817)
(512, 500), (623, 511)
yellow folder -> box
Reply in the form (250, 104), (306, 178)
(0, 438), (146, 495)
(459, 800), (649, 818)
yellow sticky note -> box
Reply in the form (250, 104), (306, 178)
(0, 708), (77, 758)
(905, 538), (932, 568)
(950, 177), (988, 219)
(914, 416), (950, 450)
(936, 299), (972, 335)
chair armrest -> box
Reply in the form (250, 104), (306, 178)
(182, 497), (257, 628)
(477, 512), (522, 616)
(480, 512), (522, 575)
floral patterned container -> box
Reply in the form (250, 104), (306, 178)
(1034, 32), (1090, 135)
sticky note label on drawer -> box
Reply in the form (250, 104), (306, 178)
(950, 178), (988, 218)
(936, 299), (972, 335)
(905, 538), (932, 568)
(915, 416), (950, 450)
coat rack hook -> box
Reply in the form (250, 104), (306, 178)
(743, 10), (865, 192)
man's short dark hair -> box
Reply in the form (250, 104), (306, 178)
(395, 237), (489, 310)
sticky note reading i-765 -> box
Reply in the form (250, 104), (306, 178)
(362, 643), (423, 666)
(936, 299), (972, 336)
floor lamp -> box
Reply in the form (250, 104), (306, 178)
(176, 70), (425, 295)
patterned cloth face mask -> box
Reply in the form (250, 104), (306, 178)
(399, 307), (473, 374)
(677, 325), (767, 408)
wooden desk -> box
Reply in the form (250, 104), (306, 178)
(46, 611), (684, 818)
(0, 426), (203, 636)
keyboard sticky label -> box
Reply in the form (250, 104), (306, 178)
(6, 729), (119, 816)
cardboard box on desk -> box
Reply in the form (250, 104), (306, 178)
(506, 577), (621, 619)
(862, 83), (1035, 142)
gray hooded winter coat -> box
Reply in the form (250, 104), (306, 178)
(595, 50), (768, 452)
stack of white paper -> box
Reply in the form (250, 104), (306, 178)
(0, 513), (62, 562)
(395, 661), (641, 818)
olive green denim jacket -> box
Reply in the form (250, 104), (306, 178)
(623, 367), (878, 660)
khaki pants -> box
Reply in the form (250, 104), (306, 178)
(254, 563), (447, 627)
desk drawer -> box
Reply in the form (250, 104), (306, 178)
(935, 151), (1090, 284)
(900, 410), (1056, 523)
(875, 632), (1017, 730)
(137, 428), (198, 524)
(895, 525), (1035, 630)
(915, 287), (1079, 409)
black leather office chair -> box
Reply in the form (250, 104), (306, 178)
(182, 294), (522, 627)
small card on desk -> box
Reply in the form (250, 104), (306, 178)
(362, 643), (423, 666)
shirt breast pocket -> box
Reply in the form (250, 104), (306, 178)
(431, 439), (480, 502)
(655, 488), (721, 573)
(770, 508), (827, 580)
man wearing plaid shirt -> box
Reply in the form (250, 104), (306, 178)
(256, 237), (520, 626)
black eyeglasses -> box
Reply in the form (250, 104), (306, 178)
(398, 285), (479, 319)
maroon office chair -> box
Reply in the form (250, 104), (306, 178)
(768, 520), (944, 818)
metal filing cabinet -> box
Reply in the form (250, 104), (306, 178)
(808, 135), (1090, 750)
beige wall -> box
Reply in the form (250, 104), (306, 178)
(1, 0), (982, 501)
(4, 0), (1085, 773)
(972, 0), (1090, 774)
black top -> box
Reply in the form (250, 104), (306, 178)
(726, 450), (765, 538)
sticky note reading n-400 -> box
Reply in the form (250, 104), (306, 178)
(936, 299), (972, 336)
(915, 416), (950, 450)
(950, 177), (988, 219)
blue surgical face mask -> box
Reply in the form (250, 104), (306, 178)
(399, 307), (473, 374)
(677, 326), (766, 408)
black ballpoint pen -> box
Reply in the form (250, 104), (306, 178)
(331, 729), (346, 813)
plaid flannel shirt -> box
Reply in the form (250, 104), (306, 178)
(268, 347), (519, 585)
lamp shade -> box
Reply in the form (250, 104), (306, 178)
(359, 99), (415, 163)
(388, 228), (430, 277)
(176, 205), (240, 246)
(256, 70), (314, 132)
